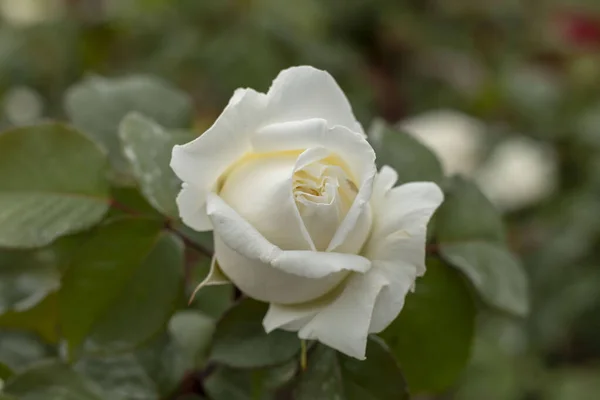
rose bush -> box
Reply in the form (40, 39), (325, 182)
(171, 66), (444, 359)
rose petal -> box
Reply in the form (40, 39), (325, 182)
(252, 121), (376, 253)
(214, 235), (349, 304)
(364, 181), (444, 333)
(371, 166), (398, 209)
(297, 270), (389, 359)
(170, 88), (267, 231)
(207, 193), (371, 303)
(266, 66), (364, 135)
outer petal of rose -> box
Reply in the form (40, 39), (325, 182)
(252, 120), (376, 253)
(371, 166), (398, 209)
(365, 181), (444, 333)
(266, 66), (364, 135)
(207, 193), (371, 304)
(297, 270), (389, 359)
(170, 88), (267, 231)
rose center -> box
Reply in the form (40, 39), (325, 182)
(292, 160), (358, 250)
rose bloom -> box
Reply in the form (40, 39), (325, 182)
(171, 66), (443, 359)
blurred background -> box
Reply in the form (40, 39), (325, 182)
(1, 0), (600, 398)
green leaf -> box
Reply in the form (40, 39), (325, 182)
(0, 361), (11, 380)
(380, 258), (476, 394)
(294, 337), (409, 400)
(435, 178), (528, 316)
(4, 361), (108, 400)
(0, 250), (60, 314)
(440, 242), (529, 316)
(210, 298), (300, 368)
(75, 353), (159, 400)
(435, 177), (505, 243)
(544, 368), (600, 400)
(0, 331), (53, 377)
(0, 123), (110, 248)
(168, 310), (216, 368)
(0, 294), (60, 343)
(65, 75), (193, 173)
(108, 186), (162, 218)
(59, 218), (184, 358)
(205, 361), (298, 400)
(368, 119), (444, 184)
(119, 113), (194, 217)
(135, 331), (191, 397)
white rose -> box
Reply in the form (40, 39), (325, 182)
(171, 66), (443, 359)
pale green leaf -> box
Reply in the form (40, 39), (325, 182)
(441, 242), (529, 316)
(4, 361), (108, 400)
(0, 123), (109, 248)
(119, 113), (194, 217)
(65, 75), (193, 173)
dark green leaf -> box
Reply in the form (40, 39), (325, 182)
(294, 337), (409, 400)
(4, 361), (108, 400)
(65, 75), (193, 173)
(0, 361), (11, 380)
(441, 242), (529, 316)
(205, 361), (298, 400)
(368, 119), (444, 184)
(435, 177), (505, 243)
(544, 368), (600, 400)
(119, 113), (194, 217)
(59, 218), (184, 358)
(0, 294), (60, 343)
(210, 298), (300, 368)
(75, 353), (159, 400)
(0, 250), (60, 314)
(0, 331), (53, 377)
(380, 258), (476, 394)
(108, 186), (162, 218)
(0, 123), (109, 248)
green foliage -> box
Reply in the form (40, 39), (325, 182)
(441, 242), (529, 316)
(59, 218), (184, 358)
(294, 337), (409, 399)
(436, 177), (505, 244)
(3, 361), (109, 400)
(380, 258), (476, 394)
(436, 177), (529, 317)
(65, 75), (193, 174)
(119, 113), (195, 217)
(210, 299), (300, 369)
(369, 119), (444, 184)
(0, 250), (60, 314)
(0, 124), (109, 248)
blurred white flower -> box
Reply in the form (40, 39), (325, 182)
(3, 86), (43, 126)
(399, 109), (485, 176)
(476, 137), (558, 211)
(400, 110), (558, 211)
(0, 0), (63, 26)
